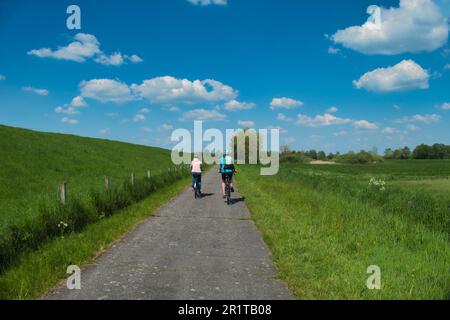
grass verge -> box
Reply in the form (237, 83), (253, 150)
(0, 178), (190, 300)
(237, 166), (449, 299)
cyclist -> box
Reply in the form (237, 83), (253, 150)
(190, 155), (204, 193)
(218, 150), (235, 199)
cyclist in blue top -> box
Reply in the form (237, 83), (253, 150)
(218, 150), (236, 199)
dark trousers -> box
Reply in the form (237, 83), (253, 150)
(192, 173), (202, 191)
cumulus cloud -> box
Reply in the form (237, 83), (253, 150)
(55, 105), (79, 115)
(331, 0), (449, 55)
(133, 114), (146, 122)
(99, 128), (110, 134)
(353, 60), (430, 92)
(160, 124), (174, 131)
(126, 54), (144, 63)
(0, 74), (5, 81)
(187, 0), (227, 6)
(181, 109), (227, 121)
(334, 130), (348, 137)
(327, 106), (338, 113)
(80, 79), (135, 103)
(224, 100), (256, 111)
(297, 113), (352, 127)
(131, 76), (238, 104)
(277, 113), (293, 122)
(238, 120), (255, 127)
(139, 108), (150, 113)
(94, 52), (124, 66)
(353, 120), (378, 129)
(438, 102), (450, 110)
(23, 86), (49, 96)
(270, 97), (304, 110)
(382, 127), (398, 134)
(407, 124), (421, 131)
(396, 113), (441, 124)
(28, 33), (142, 66)
(61, 117), (79, 124)
(328, 46), (341, 55)
(70, 96), (87, 108)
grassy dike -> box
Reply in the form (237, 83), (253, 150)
(0, 178), (190, 300)
(236, 166), (449, 299)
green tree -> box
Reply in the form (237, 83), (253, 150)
(317, 151), (326, 161)
(413, 144), (432, 159)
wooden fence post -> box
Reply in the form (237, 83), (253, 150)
(105, 176), (110, 190)
(147, 170), (151, 179)
(131, 173), (135, 186)
(59, 182), (67, 204)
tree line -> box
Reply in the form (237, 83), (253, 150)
(384, 144), (450, 160)
(280, 143), (450, 164)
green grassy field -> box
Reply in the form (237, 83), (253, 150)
(237, 161), (450, 299)
(0, 124), (188, 275)
(0, 124), (173, 229)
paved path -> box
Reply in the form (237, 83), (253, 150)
(45, 170), (292, 300)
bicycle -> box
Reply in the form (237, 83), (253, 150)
(224, 174), (231, 205)
(193, 174), (202, 199)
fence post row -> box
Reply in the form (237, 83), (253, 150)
(59, 182), (67, 205)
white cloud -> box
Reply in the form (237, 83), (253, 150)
(270, 97), (304, 109)
(61, 117), (79, 124)
(237, 120), (255, 127)
(80, 79), (135, 103)
(106, 112), (119, 118)
(55, 105), (79, 115)
(133, 114), (146, 122)
(181, 109), (227, 121)
(327, 106), (338, 113)
(126, 54), (143, 63)
(334, 130), (348, 137)
(382, 127), (398, 134)
(353, 60), (430, 92)
(328, 46), (341, 55)
(131, 76), (238, 104)
(160, 124), (174, 131)
(70, 96), (87, 108)
(187, 0), (227, 6)
(297, 113), (352, 127)
(0, 74), (5, 81)
(332, 0), (449, 55)
(438, 102), (450, 110)
(94, 52), (124, 66)
(99, 128), (110, 134)
(277, 113), (293, 122)
(445, 64), (450, 70)
(28, 33), (101, 62)
(407, 124), (421, 131)
(139, 108), (150, 113)
(224, 100), (256, 111)
(354, 120), (378, 129)
(141, 127), (152, 132)
(411, 114), (441, 123)
(396, 113), (441, 124)
(28, 33), (142, 66)
(23, 86), (49, 96)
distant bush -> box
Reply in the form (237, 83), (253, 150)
(0, 166), (189, 274)
(335, 151), (384, 164)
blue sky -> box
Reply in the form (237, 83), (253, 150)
(0, 0), (449, 153)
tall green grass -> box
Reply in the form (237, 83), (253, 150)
(0, 167), (189, 273)
(237, 164), (450, 299)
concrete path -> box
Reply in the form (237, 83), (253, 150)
(45, 170), (292, 300)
